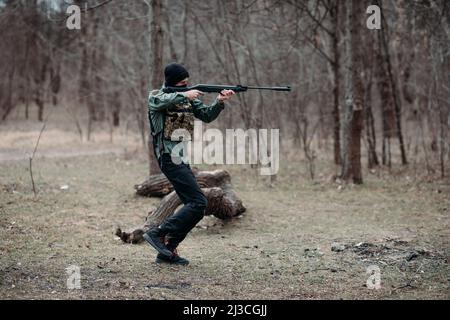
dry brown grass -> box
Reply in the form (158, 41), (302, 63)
(0, 117), (449, 300)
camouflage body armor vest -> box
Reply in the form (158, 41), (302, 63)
(163, 101), (194, 141)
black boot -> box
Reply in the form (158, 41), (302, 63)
(155, 243), (189, 266)
(143, 227), (172, 257)
(155, 252), (189, 266)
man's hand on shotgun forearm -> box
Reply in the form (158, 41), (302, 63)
(217, 89), (235, 102)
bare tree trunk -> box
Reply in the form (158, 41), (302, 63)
(378, 1), (408, 165)
(35, 55), (48, 122)
(49, 31), (62, 107)
(148, 0), (164, 175)
(341, 0), (353, 181)
(111, 91), (120, 127)
(361, 8), (379, 170)
(1, 63), (16, 121)
(375, 37), (395, 167)
(365, 82), (379, 168)
(182, 2), (190, 64)
(341, 0), (364, 184)
(50, 60), (61, 106)
(439, 58), (449, 178)
(331, 1), (341, 165)
(78, 9), (90, 140)
(438, 102), (447, 178)
(24, 36), (31, 120)
(350, 0), (364, 184)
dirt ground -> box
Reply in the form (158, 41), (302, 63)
(0, 113), (449, 300)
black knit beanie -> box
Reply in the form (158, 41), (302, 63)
(164, 63), (189, 87)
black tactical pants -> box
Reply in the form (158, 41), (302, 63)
(157, 153), (207, 249)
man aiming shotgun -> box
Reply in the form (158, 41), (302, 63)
(143, 63), (290, 265)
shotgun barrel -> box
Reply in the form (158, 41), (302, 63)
(163, 84), (291, 94)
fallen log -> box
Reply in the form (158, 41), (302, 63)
(134, 169), (231, 197)
(145, 186), (245, 228)
(118, 170), (246, 244)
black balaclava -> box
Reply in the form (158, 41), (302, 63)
(164, 63), (189, 87)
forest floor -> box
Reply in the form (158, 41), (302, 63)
(0, 114), (449, 300)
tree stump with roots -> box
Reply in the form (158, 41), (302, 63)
(116, 169), (246, 244)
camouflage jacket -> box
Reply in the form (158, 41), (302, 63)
(148, 86), (225, 159)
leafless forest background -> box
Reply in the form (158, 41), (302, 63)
(0, 0), (449, 182)
(1, 0), (450, 300)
